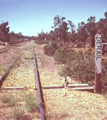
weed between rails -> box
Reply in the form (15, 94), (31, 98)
(25, 92), (39, 112)
(12, 106), (24, 120)
(2, 94), (16, 106)
(1, 92), (40, 119)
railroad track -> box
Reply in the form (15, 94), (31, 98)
(0, 46), (46, 120)
(0, 47), (9, 54)
(0, 44), (94, 120)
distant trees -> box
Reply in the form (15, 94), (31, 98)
(37, 11), (107, 47)
(97, 12), (107, 42)
(0, 21), (10, 44)
(37, 30), (46, 41)
(86, 16), (97, 47)
(68, 20), (76, 42)
(77, 21), (87, 48)
(52, 15), (68, 43)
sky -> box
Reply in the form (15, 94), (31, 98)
(0, 0), (107, 36)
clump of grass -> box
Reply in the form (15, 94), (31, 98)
(12, 106), (24, 120)
(0, 66), (9, 72)
(2, 94), (16, 106)
(14, 50), (20, 55)
(24, 56), (30, 60)
(12, 54), (18, 59)
(15, 61), (24, 67)
(25, 93), (39, 112)
(60, 110), (67, 118)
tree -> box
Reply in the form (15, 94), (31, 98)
(0, 21), (10, 43)
(104, 12), (107, 19)
(97, 12), (107, 42)
(77, 21), (87, 48)
(37, 30), (46, 40)
(85, 16), (97, 47)
(68, 20), (76, 42)
(52, 15), (68, 43)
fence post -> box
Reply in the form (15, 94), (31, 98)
(95, 33), (102, 94)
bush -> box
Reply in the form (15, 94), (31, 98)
(43, 44), (54, 55)
(43, 41), (58, 56)
(59, 50), (95, 84)
(101, 59), (107, 84)
(35, 40), (48, 45)
(53, 45), (75, 64)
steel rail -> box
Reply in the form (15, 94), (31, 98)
(0, 47), (9, 50)
(33, 47), (46, 120)
(0, 48), (9, 54)
(0, 53), (22, 87)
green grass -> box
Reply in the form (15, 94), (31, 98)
(12, 106), (24, 120)
(0, 65), (9, 76)
(25, 92), (39, 112)
(60, 110), (67, 118)
(2, 94), (16, 106)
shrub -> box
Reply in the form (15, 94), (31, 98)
(43, 41), (58, 56)
(25, 93), (39, 112)
(43, 44), (54, 55)
(53, 45), (75, 64)
(35, 40), (48, 45)
(59, 50), (95, 84)
(101, 59), (107, 84)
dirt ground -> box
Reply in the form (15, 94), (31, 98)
(0, 42), (28, 65)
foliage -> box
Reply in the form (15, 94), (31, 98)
(25, 93), (39, 112)
(53, 45), (75, 64)
(12, 106), (24, 120)
(97, 16), (107, 42)
(0, 21), (10, 43)
(35, 40), (49, 45)
(2, 94), (16, 106)
(52, 15), (68, 43)
(59, 50), (95, 84)
(101, 59), (107, 84)
(43, 41), (58, 56)
(37, 30), (46, 40)
(43, 44), (55, 56)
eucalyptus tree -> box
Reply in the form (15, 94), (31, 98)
(77, 21), (87, 48)
(97, 12), (107, 42)
(67, 20), (76, 42)
(0, 21), (10, 43)
(52, 15), (68, 43)
(85, 16), (97, 47)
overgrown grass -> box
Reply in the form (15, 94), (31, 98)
(0, 65), (10, 76)
(12, 106), (24, 120)
(25, 92), (39, 112)
(2, 94), (16, 106)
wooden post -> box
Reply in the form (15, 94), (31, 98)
(95, 33), (102, 94)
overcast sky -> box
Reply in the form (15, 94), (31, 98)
(0, 0), (107, 36)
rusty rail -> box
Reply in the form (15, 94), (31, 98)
(0, 48), (9, 53)
(33, 47), (46, 120)
(0, 47), (9, 50)
(0, 53), (22, 87)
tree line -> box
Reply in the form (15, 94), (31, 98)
(0, 21), (36, 44)
(38, 11), (107, 47)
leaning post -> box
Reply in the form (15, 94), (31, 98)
(95, 33), (102, 94)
